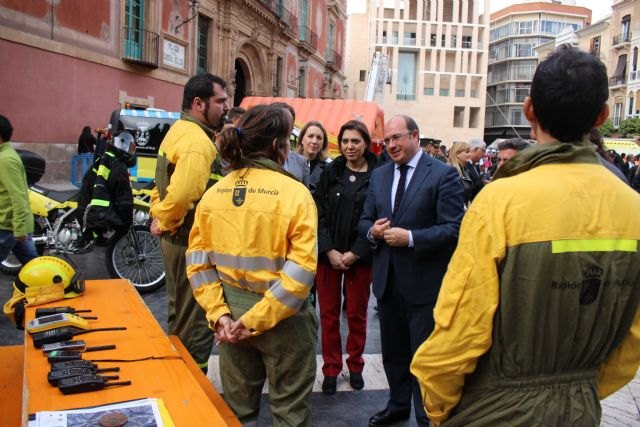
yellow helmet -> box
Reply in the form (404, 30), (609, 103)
(3, 256), (84, 328)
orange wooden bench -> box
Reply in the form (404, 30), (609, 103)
(0, 345), (24, 427)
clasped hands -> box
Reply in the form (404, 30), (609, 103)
(326, 249), (359, 270)
(371, 218), (409, 247)
(214, 314), (253, 344)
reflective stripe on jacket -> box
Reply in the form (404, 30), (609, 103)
(150, 119), (217, 243)
(82, 150), (133, 231)
(410, 161), (640, 426)
(185, 167), (318, 333)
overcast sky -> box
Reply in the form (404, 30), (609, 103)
(348, 0), (613, 22)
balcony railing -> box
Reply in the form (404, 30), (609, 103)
(280, 7), (298, 35)
(299, 26), (318, 50)
(122, 27), (159, 68)
(609, 76), (626, 87)
(613, 32), (632, 46)
(326, 49), (342, 70)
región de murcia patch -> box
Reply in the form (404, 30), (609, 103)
(233, 178), (248, 206)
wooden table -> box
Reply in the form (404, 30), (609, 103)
(22, 279), (240, 426)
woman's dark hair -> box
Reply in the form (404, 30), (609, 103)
(218, 104), (293, 169)
(80, 126), (92, 137)
(297, 120), (329, 161)
(338, 120), (371, 155)
(271, 102), (296, 121)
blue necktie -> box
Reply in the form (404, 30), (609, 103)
(393, 164), (409, 215)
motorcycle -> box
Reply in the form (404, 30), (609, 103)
(0, 181), (165, 293)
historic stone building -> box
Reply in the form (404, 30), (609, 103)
(0, 0), (346, 181)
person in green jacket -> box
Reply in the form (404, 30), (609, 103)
(0, 115), (37, 265)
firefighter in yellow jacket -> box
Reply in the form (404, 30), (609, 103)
(150, 73), (229, 370)
(186, 104), (318, 426)
(411, 45), (640, 426)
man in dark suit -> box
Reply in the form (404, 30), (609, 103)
(465, 137), (486, 200)
(359, 115), (465, 427)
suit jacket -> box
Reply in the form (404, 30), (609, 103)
(465, 162), (484, 200)
(284, 151), (310, 186)
(359, 153), (465, 304)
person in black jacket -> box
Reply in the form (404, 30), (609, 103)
(75, 131), (135, 251)
(77, 126), (96, 154)
(314, 120), (379, 395)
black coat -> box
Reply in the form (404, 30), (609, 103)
(78, 150), (133, 234)
(465, 162), (484, 200)
(314, 152), (379, 265)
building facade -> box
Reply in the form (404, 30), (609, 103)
(608, 0), (638, 127)
(0, 0), (346, 182)
(485, 1), (591, 143)
(345, 0), (489, 146)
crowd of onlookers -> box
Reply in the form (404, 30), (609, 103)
(38, 45), (638, 427)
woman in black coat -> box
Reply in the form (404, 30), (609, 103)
(77, 126), (96, 154)
(313, 120), (379, 395)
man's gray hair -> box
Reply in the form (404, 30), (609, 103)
(468, 138), (486, 150)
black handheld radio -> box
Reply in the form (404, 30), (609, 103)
(31, 327), (127, 348)
(35, 307), (92, 318)
(57, 374), (131, 394)
(47, 345), (116, 363)
(48, 367), (120, 386)
(50, 360), (100, 371)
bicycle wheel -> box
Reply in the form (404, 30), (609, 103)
(105, 225), (165, 292)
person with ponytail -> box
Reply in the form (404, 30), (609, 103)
(186, 104), (318, 426)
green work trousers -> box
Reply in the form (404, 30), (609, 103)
(219, 284), (318, 427)
(161, 237), (213, 367)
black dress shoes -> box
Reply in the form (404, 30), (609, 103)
(368, 409), (410, 427)
(349, 372), (364, 390)
(322, 376), (337, 395)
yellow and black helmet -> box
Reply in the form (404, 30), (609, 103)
(3, 256), (84, 328)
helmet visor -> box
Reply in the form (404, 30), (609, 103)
(112, 132), (137, 156)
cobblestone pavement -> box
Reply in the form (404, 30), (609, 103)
(1, 248), (638, 426)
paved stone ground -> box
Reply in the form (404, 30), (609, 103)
(1, 248), (638, 426)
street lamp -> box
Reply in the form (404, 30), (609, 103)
(174, 0), (199, 34)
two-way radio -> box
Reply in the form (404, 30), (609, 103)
(47, 366), (120, 386)
(50, 360), (100, 371)
(32, 327), (127, 348)
(47, 345), (116, 363)
(35, 307), (92, 318)
(57, 374), (131, 395)
(26, 313), (93, 334)
(42, 340), (87, 353)
(42, 341), (115, 354)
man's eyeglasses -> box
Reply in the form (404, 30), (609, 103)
(383, 131), (411, 145)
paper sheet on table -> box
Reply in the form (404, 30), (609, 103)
(30, 397), (175, 427)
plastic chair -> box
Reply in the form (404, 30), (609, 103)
(70, 153), (95, 187)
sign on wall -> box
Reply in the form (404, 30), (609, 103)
(163, 39), (185, 69)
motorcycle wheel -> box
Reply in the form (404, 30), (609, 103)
(0, 222), (46, 275)
(105, 225), (165, 293)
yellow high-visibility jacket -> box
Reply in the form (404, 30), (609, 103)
(411, 160), (640, 426)
(185, 167), (318, 332)
(150, 119), (217, 234)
